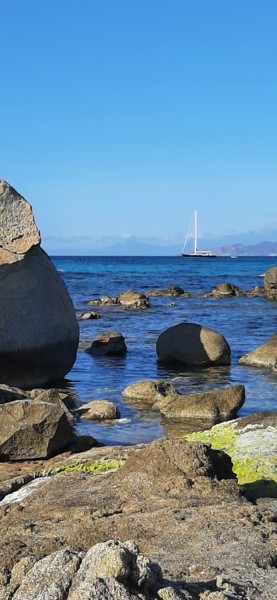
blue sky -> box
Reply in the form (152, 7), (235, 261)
(1, 0), (277, 253)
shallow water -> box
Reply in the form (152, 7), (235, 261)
(52, 256), (277, 445)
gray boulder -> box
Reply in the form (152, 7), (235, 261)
(264, 267), (277, 299)
(76, 400), (120, 421)
(0, 180), (79, 388)
(158, 385), (245, 420)
(238, 335), (277, 370)
(157, 322), (231, 367)
(0, 397), (76, 460)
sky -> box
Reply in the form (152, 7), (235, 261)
(1, 0), (277, 254)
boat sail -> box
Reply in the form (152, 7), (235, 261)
(181, 211), (217, 258)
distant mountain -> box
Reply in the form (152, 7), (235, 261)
(211, 241), (277, 257)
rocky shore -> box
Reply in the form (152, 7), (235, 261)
(0, 181), (276, 598)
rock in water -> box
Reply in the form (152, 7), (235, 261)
(264, 267), (277, 299)
(0, 180), (79, 388)
(156, 322), (231, 367)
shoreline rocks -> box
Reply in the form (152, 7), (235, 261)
(264, 267), (277, 299)
(85, 332), (127, 355)
(76, 400), (120, 421)
(0, 180), (79, 389)
(157, 323), (231, 367)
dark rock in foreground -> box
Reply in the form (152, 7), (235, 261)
(157, 323), (231, 367)
(0, 180), (79, 388)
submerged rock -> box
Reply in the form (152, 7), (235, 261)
(264, 267), (277, 299)
(158, 385), (245, 421)
(157, 322), (231, 367)
(80, 311), (101, 320)
(76, 400), (120, 421)
(238, 335), (277, 370)
(0, 180), (79, 388)
(85, 331), (127, 355)
(148, 285), (191, 298)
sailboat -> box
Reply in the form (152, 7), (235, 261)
(181, 210), (217, 258)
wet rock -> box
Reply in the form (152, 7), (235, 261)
(157, 323), (231, 367)
(0, 180), (79, 389)
(264, 267), (277, 299)
(85, 331), (127, 355)
(80, 311), (101, 320)
(76, 400), (120, 421)
(238, 335), (277, 370)
(0, 397), (76, 460)
(158, 385), (245, 421)
(0, 384), (27, 405)
(122, 380), (179, 408)
(187, 412), (277, 498)
(207, 283), (244, 298)
(88, 295), (118, 306)
(118, 290), (150, 309)
(148, 285), (191, 298)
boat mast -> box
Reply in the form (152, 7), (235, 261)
(194, 210), (197, 255)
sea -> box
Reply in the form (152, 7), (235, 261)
(51, 255), (277, 446)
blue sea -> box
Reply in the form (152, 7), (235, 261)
(52, 256), (277, 446)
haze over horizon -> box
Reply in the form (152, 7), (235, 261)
(1, 0), (277, 255)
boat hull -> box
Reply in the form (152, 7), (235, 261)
(181, 253), (217, 258)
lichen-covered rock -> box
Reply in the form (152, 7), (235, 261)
(264, 267), (277, 299)
(85, 331), (127, 355)
(0, 397), (76, 460)
(187, 412), (277, 496)
(238, 335), (277, 370)
(122, 380), (179, 407)
(157, 323), (231, 367)
(0, 180), (79, 388)
(118, 290), (150, 309)
(76, 400), (120, 421)
(158, 385), (245, 421)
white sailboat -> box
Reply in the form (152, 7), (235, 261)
(181, 210), (217, 258)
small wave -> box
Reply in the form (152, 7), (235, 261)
(58, 269), (64, 272)
(258, 273), (265, 277)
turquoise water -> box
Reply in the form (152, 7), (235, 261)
(52, 256), (277, 445)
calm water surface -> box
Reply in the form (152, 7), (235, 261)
(52, 256), (277, 445)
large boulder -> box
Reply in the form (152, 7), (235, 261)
(156, 322), (231, 367)
(264, 267), (277, 299)
(0, 180), (79, 388)
(0, 397), (76, 460)
(158, 385), (245, 421)
(238, 335), (277, 370)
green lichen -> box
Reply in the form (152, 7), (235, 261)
(47, 459), (124, 477)
(186, 421), (277, 495)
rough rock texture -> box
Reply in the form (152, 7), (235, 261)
(264, 267), (277, 299)
(0, 397), (75, 460)
(207, 283), (243, 297)
(157, 385), (245, 421)
(238, 335), (277, 370)
(76, 400), (120, 421)
(85, 331), (127, 355)
(0, 180), (79, 388)
(122, 380), (179, 408)
(187, 412), (277, 499)
(88, 295), (118, 306)
(0, 438), (276, 598)
(148, 286), (191, 298)
(0, 384), (27, 404)
(80, 311), (101, 320)
(118, 290), (150, 309)
(157, 323), (231, 367)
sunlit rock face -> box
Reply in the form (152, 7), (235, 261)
(0, 180), (79, 388)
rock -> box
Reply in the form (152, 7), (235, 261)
(80, 311), (101, 320)
(264, 267), (277, 299)
(0, 439), (276, 597)
(76, 400), (120, 421)
(158, 385), (245, 421)
(122, 380), (179, 408)
(85, 332), (127, 355)
(0, 180), (79, 389)
(209, 283), (243, 297)
(0, 384), (27, 404)
(157, 323), (231, 367)
(187, 412), (277, 500)
(148, 285), (190, 298)
(238, 335), (277, 369)
(88, 295), (117, 306)
(0, 397), (76, 460)
(118, 290), (150, 309)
